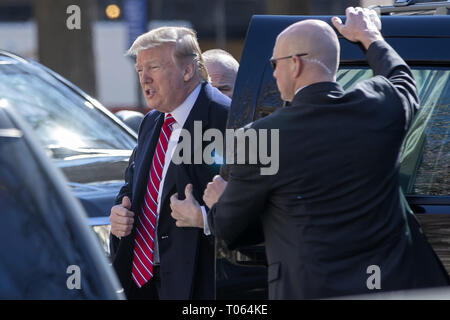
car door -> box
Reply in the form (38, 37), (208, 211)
(399, 66), (450, 274)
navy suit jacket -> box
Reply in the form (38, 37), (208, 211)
(111, 83), (229, 299)
(208, 41), (450, 299)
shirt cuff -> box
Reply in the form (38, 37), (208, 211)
(201, 206), (211, 236)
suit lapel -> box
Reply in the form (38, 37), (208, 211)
(132, 112), (164, 210)
(115, 112), (163, 295)
(160, 83), (211, 205)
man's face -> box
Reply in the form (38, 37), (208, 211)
(136, 44), (187, 113)
(272, 39), (295, 102)
(206, 62), (236, 98)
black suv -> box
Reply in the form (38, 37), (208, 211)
(217, 3), (450, 299)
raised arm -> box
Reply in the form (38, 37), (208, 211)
(332, 7), (419, 130)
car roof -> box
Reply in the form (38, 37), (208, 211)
(243, 15), (450, 64)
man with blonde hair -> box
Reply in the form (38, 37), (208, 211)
(109, 26), (230, 299)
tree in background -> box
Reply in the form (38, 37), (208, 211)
(34, 0), (97, 97)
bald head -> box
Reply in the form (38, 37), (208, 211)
(276, 19), (340, 77)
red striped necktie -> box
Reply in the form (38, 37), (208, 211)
(131, 113), (176, 288)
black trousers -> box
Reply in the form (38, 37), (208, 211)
(127, 266), (161, 300)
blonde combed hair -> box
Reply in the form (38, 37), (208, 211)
(127, 26), (210, 83)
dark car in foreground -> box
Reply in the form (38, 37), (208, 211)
(0, 51), (138, 257)
(0, 104), (124, 299)
(218, 4), (450, 299)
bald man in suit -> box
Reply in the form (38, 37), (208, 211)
(171, 8), (450, 299)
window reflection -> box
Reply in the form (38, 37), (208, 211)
(255, 65), (449, 197)
(0, 56), (135, 160)
(50, 127), (87, 149)
(335, 67), (450, 196)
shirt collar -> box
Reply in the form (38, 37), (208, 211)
(165, 83), (202, 127)
(294, 85), (307, 96)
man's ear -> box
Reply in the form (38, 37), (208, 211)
(292, 56), (302, 78)
(183, 61), (196, 82)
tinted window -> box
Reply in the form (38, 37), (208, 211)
(0, 56), (135, 160)
(0, 115), (107, 298)
(255, 65), (449, 196)
(402, 68), (450, 196)
(336, 67), (450, 196)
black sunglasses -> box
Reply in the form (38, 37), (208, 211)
(269, 53), (308, 70)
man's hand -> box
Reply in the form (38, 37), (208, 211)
(332, 7), (383, 50)
(203, 175), (228, 208)
(109, 196), (135, 238)
(170, 184), (204, 228)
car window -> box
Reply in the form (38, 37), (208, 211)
(336, 67), (449, 197)
(0, 56), (136, 160)
(0, 116), (107, 298)
(402, 68), (449, 196)
(254, 65), (449, 197)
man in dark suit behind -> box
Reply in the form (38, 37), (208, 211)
(109, 26), (229, 299)
(171, 8), (450, 299)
